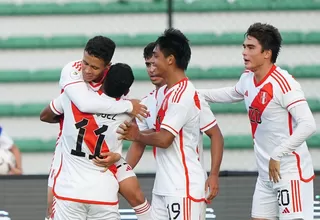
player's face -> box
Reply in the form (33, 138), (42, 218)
(145, 56), (165, 87)
(152, 45), (168, 78)
(242, 35), (269, 71)
(82, 51), (109, 82)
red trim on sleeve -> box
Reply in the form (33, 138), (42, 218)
(286, 99), (306, 109)
(51, 101), (62, 115)
(200, 120), (217, 131)
(63, 80), (83, 89)
(161, 123), (178, 134)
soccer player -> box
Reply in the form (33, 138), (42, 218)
(124, 42), (166, 164)
(0, 126), (22, 175)
(45, 63), (142, 219)
(41, 36), (150, 219)
(117, 28), (208, 220)
(199, 23), (317, 220)
(124, 42), (224, 203)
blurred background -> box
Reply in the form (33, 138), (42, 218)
(0, 0), (319, 219)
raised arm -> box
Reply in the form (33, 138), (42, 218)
(198, 74), (246, 103)
(198, 86), (244, 103)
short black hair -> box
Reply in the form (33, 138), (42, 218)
(155, 28), (191, 70)
(84, 36), (116, 65)
(143, 42), (156, 59)
(103, 63), (134, 98)
(245, 23), (282, 63)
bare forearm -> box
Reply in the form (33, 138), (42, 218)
(205, 126), (224, 176)
(209, 140), (224, 176)
(126, 142), (146, 169)
(40, 105), (60, 123)
(136, 131), (171, 149)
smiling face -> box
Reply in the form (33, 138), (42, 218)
(81, 51), (110, 82)
(242, 35), (271, 71)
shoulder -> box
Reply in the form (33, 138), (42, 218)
(141, 89), (156, 101)
(240, 69), (253, 80)
(170, 79), (195, 104)
(61, 60), (83, 78)
(270, 66), (301, 94)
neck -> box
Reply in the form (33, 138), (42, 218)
(166, 68), (186, 89)
(253, 62), (274, 84)
(93, 75), (103, 83)
(155, 83), (166, 90)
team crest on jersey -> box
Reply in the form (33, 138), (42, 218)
(70, 71), (81, 79)
(259, 91), (269, 104)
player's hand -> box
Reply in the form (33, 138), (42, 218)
(129, 99), (148, 121)
(205, 174), (219, 201)
(117, 121), (140, 141)
(92, 152), (121, 173)
(269, 158), (281, 183)
(8, 166), (22, 175)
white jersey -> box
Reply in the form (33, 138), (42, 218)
(59, 60), (132, 114)
(0, 127), (14, 150)
(232, 65), (314, 181)
(137, 89), (161, 131)
(153, 78), (206, 201)
(51, 92), (131, 204)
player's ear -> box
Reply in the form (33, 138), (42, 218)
(264, 49), (272, 60)
(167, 54), (174, 66)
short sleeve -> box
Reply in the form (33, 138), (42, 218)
(0, 128), (14, 150)
(137, 118), (149, 131)
(199, 95), (217, 132)
(160, 101), (189, 136)
(50, 94), (64, 115)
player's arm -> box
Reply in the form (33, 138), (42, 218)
(200, 97), (224, 200)
(271, 81), (317, 161)
(198, 87), (244, 103)
(205, 125), (224, 176)
(198, 74), (246, 103)
(119, 123), (174, 148)
(0, 130), (22, 175)
(126, 129), (156, 168)
(119, 98), (190, 148)
(271, 102), (316, 160)
(126, 141), (146, 169)
(40, 95), (64, 123)
(60, 64), (146, 116)
(125, 114), (155, 168)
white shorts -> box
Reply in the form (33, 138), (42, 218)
(48, 145), (62, 188)
(49, 152), (134, 188)
(115, 158), (135, 183)
(151, 194), (206, 220)
(252, 176), (314, 220)
(53, 198), (120, 220)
